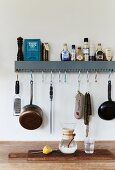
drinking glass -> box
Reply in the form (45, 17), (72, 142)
(84, 137), (95, 154)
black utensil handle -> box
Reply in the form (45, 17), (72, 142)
(50, 83), (53, 100)
(15, 81), (19, 94)
(87, 93), (92, 115)
(108, 80), (112, 101)
(30, 80), (33, 105)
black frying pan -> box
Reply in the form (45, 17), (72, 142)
(98, 80), (115, 120)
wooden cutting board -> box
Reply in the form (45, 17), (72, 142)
(9, 149), (115, 161)
(9, 153), (27, 159)
(27, 149), (115, 161)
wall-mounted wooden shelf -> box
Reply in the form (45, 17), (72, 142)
(15, 61), (115, 72)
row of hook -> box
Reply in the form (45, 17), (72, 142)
(78, 71), (112, 82)
(16, 70), (112, 84)
(41, 71), (67, 83)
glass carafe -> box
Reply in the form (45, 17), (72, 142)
(59, 123), (77, 154)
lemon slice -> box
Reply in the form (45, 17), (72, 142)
(43, 145), (53, 154)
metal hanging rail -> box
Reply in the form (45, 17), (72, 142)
(15, 61), (115, 72)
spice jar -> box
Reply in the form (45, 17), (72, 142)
(59, 128), (77, 154)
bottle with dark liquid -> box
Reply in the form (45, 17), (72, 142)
(95, 43), (105, 61)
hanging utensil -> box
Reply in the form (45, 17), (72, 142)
(14, 72), (21, 116)
(98, 79), (115, 120)
(87, 93), (92, 116)
(84, 71), (92, 137)
(49, 71), (53, 134)
(84, 93), (89, 137)
(74, 71), (84, 119)
(19, 72), (43, 130)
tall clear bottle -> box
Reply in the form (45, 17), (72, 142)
(60, 43), (71, 61)
(83, 38), (90, 61)
(71, 45), (76, 61)
(89, 44), (95, 61)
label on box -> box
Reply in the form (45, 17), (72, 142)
(24, 39), (41, 61)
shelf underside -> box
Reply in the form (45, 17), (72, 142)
(15, 61), (115, 72)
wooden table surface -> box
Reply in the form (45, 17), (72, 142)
(0, 141), (115, 170)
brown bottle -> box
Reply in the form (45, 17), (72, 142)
(95, 43), (105, 61)
(42, 43), (50, 61)
(76, 47), (84, 61)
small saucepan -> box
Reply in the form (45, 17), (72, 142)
(19, 78), (43, 130)
(98, 80), (115, 120)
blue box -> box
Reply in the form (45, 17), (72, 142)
(24, 39), (41, 61)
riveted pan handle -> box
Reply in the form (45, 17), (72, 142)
(30, 80), (33, 105)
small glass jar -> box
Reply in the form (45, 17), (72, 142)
(59, 127), (77, 154)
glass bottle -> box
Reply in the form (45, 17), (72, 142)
(42, 43), (50, 61)
(60, 43), (71, 61)
(76, 47), (84, 61)
(83, 38), (90, 61)
(89, 44), (95, 61)
(71, 45), (76, 61)
(95, 43), (105, 61)
(105, 48), (112, 61)
(59, 128), (77, 154)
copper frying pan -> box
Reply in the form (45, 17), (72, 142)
(19, 78), (43, 130)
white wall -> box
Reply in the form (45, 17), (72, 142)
(0, 0), (115, 141)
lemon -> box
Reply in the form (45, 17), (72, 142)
(43, 145), (53, 154)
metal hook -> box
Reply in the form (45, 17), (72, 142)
(16, 71), (19, 81)
(108, 71), (112, 81)
(78, 71), (81, 82)
(30, 71), (33, 81)
(86, 71), (90, 93)
(87, 71), (89, 83)
(95, 71), (98, 83)
(59, 71), (61, 83)
(50, 71), (53, 83)
(42, 71), (44, 83)
(64, 71), (67, 83)
(78, 71), (81, 92)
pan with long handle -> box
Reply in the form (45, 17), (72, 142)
(98, 80), (115, 120)
(19, 78), (43, 130)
